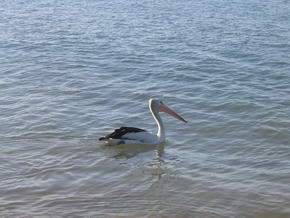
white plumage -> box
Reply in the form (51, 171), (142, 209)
(99, 99), (187, 145)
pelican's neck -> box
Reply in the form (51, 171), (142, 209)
(151, 109), (165, 139)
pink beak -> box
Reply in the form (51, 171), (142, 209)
(160, 105), (187, 123)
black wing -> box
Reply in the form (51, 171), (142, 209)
(99, 126), (146, 141)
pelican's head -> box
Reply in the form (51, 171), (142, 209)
(149, 98), (187, 123)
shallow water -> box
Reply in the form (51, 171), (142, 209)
(1, 0), (290, 217)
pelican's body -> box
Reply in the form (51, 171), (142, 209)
(99, 99), (187, 145)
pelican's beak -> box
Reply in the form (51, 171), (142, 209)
(160, 105), (187, 123)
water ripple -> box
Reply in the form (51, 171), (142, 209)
(1, 0), (290, 217)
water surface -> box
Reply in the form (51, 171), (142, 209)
(1, 0), (290, 217)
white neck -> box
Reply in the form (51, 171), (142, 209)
(150, 108), (165, 139)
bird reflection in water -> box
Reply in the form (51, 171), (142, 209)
(110, 142), (167, 180)
(149, 143), (166, 180)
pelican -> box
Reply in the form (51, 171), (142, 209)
(99, 99), (187, 145)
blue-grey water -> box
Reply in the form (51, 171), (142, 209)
(1, 0), (290, 217)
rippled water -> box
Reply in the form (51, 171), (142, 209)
(1, 0), (290, 217)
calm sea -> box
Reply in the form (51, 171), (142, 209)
(1, 0), (290, 217)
